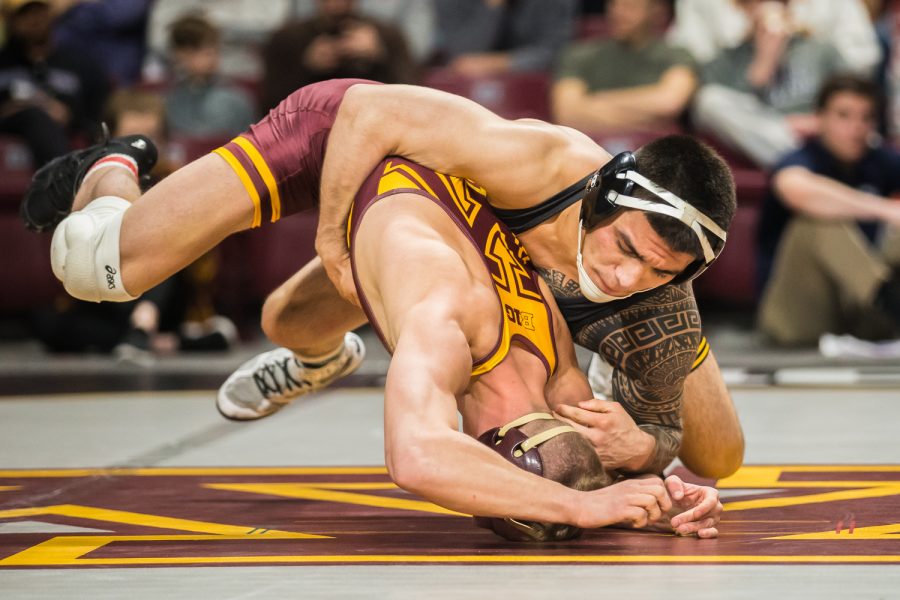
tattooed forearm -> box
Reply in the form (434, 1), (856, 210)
(636, 424), (683, 475)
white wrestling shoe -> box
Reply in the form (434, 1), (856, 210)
(217, 332), (365, 421)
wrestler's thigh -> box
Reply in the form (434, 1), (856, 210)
(262, 256), (367, 345)
(679, 352), (745, 479)
(120, 153), (255, 294)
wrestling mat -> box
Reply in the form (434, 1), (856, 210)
(1, 464), (897, 567)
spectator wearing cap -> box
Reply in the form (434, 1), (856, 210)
(758, 74), (900, 345)
(552, 0), (697, 133)
(164, 14), (256, 138)
(0, 0), (109, 165)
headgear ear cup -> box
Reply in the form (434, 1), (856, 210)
(474, 414), (584, 542)
(580, 151), (636, 229)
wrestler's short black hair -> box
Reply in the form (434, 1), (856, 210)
(815, 73), (881, 113)
(634, 135), (736, 260)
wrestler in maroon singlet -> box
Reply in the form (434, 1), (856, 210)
(214, 78), (381, 225)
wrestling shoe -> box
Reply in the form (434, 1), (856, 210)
(216, 332), (365, 421)
(20, 126), (158, 232)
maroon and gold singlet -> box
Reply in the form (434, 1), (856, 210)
(347, 158), (559, 378)
(213, 78), (380, 227)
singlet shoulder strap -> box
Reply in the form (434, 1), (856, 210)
(493, 173), (593, 234)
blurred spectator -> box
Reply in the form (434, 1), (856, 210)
(261, 0), (415, 113)
(51, 0), (152, 86)
(690, 0), (844, 168)
(669, 0), (880, 75)
(0, 0), (109, 166)
(164, 14), (255, 137)
(102, 88), (179, 178)
(292, 0), (436, 63)
(145, 0), (295, 80)
(432, 0), (577, 76)
(552, 0), (696, 132)
(34, 87), (238, 362)
(757, 75), (900, 345)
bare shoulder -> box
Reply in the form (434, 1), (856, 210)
(530, 122), (611, 186)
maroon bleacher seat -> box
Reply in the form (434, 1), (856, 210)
(0, 214), (60, 312)
(587, 126), (685, 155)
(423, 69), (552, 121)
(576, 15), (609, 40)
(166, 135), (232, 166)
(692, 202), (759, 308)
(0, 137), (34, 210)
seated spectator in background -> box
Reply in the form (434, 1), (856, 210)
(669, 0), (880, 75)
(757, 75), (900, 346)
(103, 88), (178, 178)
(292, 0), (436, 64)
(0, 0), (109, 166)
(33, 88), (237, 362)
(165, 14), (256, 138)
(691, 0), (844, 168)
(432, 0), (576, 76)
(552, 0), (697, 133)
(260, 0), (415, 113)
(144, 0), (296, 81)
(52, 0), (152, 86)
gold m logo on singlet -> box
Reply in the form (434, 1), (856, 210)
(377, 162), (483, 227)
(484, 224), (540, 300)
(378, 161), (441, 198)
(436, 173), (483, 228)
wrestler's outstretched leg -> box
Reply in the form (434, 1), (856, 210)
(44, 148), (257, 303)
(217, 257), (368, 420)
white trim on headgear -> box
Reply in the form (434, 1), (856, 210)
(607, 170), (727, 264)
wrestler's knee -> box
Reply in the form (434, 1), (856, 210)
(50, 196), (138, 303)
(260, 285), (294, 345)
(681, 433), (745, 480)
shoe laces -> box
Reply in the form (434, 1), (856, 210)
(252, 355), (307, 399)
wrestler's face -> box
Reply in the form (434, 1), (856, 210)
(580, 210), (695, 296)
(818, 91), (875, 165)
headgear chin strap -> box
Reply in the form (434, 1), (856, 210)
(474, 412), (583, 543)
(579, 151), (727, 285)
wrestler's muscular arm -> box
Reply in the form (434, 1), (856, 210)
(383, 302), (669, 528)
(318, 84), (593, 300)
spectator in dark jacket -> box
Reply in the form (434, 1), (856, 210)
(52, 0), (152, 86)
(261, 0), (415, 113)
(0, 0), (110, 165)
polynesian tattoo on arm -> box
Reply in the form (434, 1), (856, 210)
(537, 268), (702, 474)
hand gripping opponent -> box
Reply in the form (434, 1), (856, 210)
(50, 196), (137, 303)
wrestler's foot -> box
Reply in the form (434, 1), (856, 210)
(216, 332), (365, 421)
(20, 128), (158, 232)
